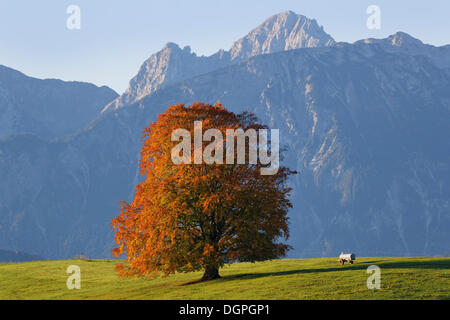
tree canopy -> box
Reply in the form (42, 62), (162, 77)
(111, 102), (295, 280)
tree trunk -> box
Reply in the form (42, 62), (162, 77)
(201, 265), (221, 281)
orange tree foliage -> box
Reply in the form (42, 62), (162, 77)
(111, 102), (295, 280)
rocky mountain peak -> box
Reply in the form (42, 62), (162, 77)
(357, 31), (425, 48)
(103, 11), (335, 112)
(103, 41), (196, 110)
(230, 10), (335, 60)
(163, 42), (181, 50)
(353, 31), (450, 68)
(388, 32), (423, 47)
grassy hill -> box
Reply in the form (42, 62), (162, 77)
(0, 257), (448, 300)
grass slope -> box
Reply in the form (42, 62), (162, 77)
(0, 257), (449, 300)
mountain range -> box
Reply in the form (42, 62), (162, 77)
(0, 65), (117, 140)
(0, 10), (449, 259)
(104, 11), (335, 111)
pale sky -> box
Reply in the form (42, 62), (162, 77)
(0, 0), (448, 93)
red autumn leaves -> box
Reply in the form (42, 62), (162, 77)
(111, 102), (295, 280)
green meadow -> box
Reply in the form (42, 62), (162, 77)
(0, 257), (448, 300)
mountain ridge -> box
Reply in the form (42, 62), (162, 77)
(1, 37), (449, 258)
(0, 11), (449, 259)
(103, 10), (335, 111)
(0, 65), (118, 140)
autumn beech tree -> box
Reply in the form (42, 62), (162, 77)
(111, 102), (295, 280)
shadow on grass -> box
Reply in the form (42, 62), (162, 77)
(180, 278), (219, 286)
(178, 259), (450, 285)
(213, 259), (450, 283)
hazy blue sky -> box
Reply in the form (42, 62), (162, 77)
(0, 0), (449, 93)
